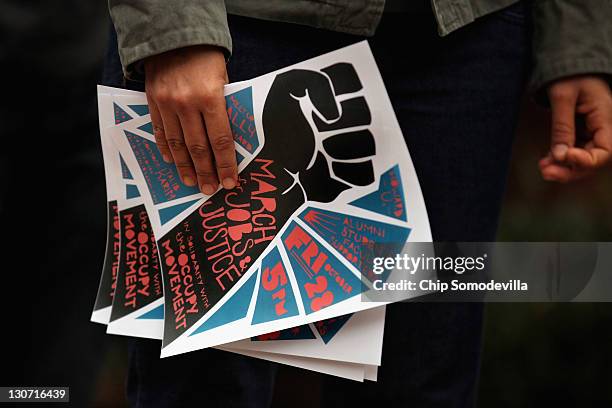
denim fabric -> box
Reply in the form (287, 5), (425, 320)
(103, 4), (530, 407)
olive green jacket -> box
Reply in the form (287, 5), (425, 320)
(109, 0), (612, 92)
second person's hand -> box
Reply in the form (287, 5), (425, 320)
(144, 45), (237, 195)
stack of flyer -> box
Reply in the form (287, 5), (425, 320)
(91, 41), (432, 381)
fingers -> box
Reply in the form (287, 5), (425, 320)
(146, 80), (199, 188)
(143, 45), (235, 193)
(566, 146), (611, 170)
(539, 155), (591, 183)
(540, 165), (589, 183)
(546, 79), (612, 180)
(569, 97), (612, 170)
(542, 78), (612, 183)
(153, 87), (236, 194)
(146, 85), (236, 193)
(145, 80), (236, 194)
(146, 95), (173, 163)
(178, 110), (218, 195)
(549, 85), (579, 161)
(200, 87), (237, 190)
(158, 106), (197, 187)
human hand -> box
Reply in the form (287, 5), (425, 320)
(539, 76), (612, 182)
(144, 45), (237, 195)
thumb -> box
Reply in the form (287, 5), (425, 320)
(549, 86), (578, 162)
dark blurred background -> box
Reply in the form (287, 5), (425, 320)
(0, 2), (610, 407)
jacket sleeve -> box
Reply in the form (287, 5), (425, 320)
(531, 0), (612, 99)
(109, 0), (232, 78)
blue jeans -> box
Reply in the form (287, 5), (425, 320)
(104, 3), (530, 407)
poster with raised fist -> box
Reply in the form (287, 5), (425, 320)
(95, 85), (386, 381)
(108, 41), (432, 358)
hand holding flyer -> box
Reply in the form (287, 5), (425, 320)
(92, 41), (433, 378)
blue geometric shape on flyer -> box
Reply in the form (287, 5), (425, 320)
(137, 304), (164, 320)
(297, 207), (411, 277)
(126, 184), (140, 199)
(159, 199), (201, 225)
(313, 314), (353, 344)
(124, 130), (199, 204)
(190, 273), (257, 336)
(114, 103), (132, 124)
(120, 154), (133, 180)
(281, 221), (362, 314)
(236, 150), (245, 165)
(226, 87), (259, 154)
(349, 165), (407, 221)
(129, 104), (149, 116)
(251, 247), (299, 325)
(138, 122), (154, 135)
(251, 324), (316, 341)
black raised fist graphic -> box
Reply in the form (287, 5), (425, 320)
(260, 63), (376, 203)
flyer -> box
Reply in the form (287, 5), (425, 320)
(90, 91), (136, 324)
(95, 85), (386, 379)
(229, 307), (385, 366)
(106, 185), (165, 338)
(109, 41), (432, 358)
(218, 347), (378, 382)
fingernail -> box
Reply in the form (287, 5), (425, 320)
(183, 176), (196, 186)
(162, 154), (172, 163)
(201, 184), (215, 195)
(552, 144), (568, 161)
(222, 178), (236, 190)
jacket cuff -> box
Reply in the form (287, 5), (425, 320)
(122, 27), (232, 80)
(110, 0), (232, 80)
(529, 0), (612, 104)
(530, 57), (612, 103)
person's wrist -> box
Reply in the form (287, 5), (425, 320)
(144, 44), (226, 75)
